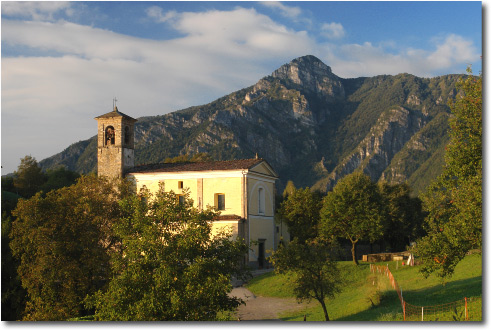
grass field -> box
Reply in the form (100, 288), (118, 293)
(246, 252), (482, 321)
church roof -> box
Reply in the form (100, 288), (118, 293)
(127, 158), (277, 177)
(95, 106), (137, 121)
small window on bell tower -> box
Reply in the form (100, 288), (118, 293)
(105, 126), (115, 145)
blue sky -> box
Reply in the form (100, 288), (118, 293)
(1, 1), (482, 174)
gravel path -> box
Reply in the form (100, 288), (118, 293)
(228, 269), (314, 321)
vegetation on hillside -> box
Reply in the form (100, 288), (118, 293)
(247, 253), (481, 321)
(270, 176), (425, 320)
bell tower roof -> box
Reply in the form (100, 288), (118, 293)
(95, 106), (137, 122)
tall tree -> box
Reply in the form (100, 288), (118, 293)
(378, 182), (426, 252)
(13, 156), (46, 198)
(269, 238), (342, 321)
(320, 172), (384, 265)
(10, 175), (127, 320)
(279, 187), (322, 243)
(416, 70), (482, 280)
(86, 186), (248, 321)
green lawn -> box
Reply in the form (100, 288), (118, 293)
(246, 252), (482, 321)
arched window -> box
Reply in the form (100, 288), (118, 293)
(124, 126), (130, 145)
(258, 188), (265, 214)
(105, 126), (115, 145)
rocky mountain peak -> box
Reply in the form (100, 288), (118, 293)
(271, 55), (345, 100)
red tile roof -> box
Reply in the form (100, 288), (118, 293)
(127, 158), (273, 175)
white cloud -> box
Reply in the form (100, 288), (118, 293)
(260, 1), (302, 20)
(319, 34), (479, 78)
(1, 1), (72, 21)
(426, 34), (478, 70)
(321, 22), (345, 39)
(145, 6), (177, 23)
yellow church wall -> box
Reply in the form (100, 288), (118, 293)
(158, 178), (200, 205)
(128, 176), (199, 206)
(247, 177), (275, 217)
(128, 173), (245, 215)
(126, 168), (282, 268)
(248, 216), (275, 262)
(210, 221), (240, 240)
(202, 177), (242, 215)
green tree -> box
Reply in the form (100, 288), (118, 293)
(1, 176), (15, 194)
(378, 182), (426, 252)
(320, 172), (384, 265)
(279, 187), (322, 243)
(2, 165), (81, 320)
(416, 70), (482, 280)
(269, 238), (342, 321)
(10, 175), (127, 320)
(86, 185), (248, 321)
(13, 156), (46, 198)
(2, 212), (26, 320)
(40, 166), (80, 192)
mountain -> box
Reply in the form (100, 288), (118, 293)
(39, 55), (462, 195)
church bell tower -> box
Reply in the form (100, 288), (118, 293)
(95, 104), (137, 178)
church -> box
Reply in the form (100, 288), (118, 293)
(95, 106), (288, 268)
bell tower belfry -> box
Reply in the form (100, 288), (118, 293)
(95, 105), (137, 178)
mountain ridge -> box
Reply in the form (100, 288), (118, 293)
(39, 55), (462, 195)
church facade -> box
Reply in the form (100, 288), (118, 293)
(95, 107), (288, 268)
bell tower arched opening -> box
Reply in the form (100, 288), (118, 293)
(105, 126), (115, 146)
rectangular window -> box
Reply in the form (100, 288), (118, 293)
(215, 193), (225, 210)
(178, 181), (183, 189)
(177, 194), (185, 205)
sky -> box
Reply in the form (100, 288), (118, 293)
(0, 1), (483, 174)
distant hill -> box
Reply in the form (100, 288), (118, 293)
(39, 55), (463, 195)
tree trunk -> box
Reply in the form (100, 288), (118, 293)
(320, 300), (330, 321)
(352, 242), (358, 265)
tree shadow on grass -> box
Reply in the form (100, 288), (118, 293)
(401, 276), (482, 306)
(334, 276), (482, 321)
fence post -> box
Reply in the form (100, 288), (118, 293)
(421, 306), (424, 321)
(465, 297), (468, 321)
(403, 301), (406, 321)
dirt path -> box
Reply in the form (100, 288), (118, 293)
(229, 271), (315, 321)
(235, 295), (310, 320)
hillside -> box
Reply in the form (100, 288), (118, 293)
(246, 253), (482, 321)
(39, 55), (463, 194)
